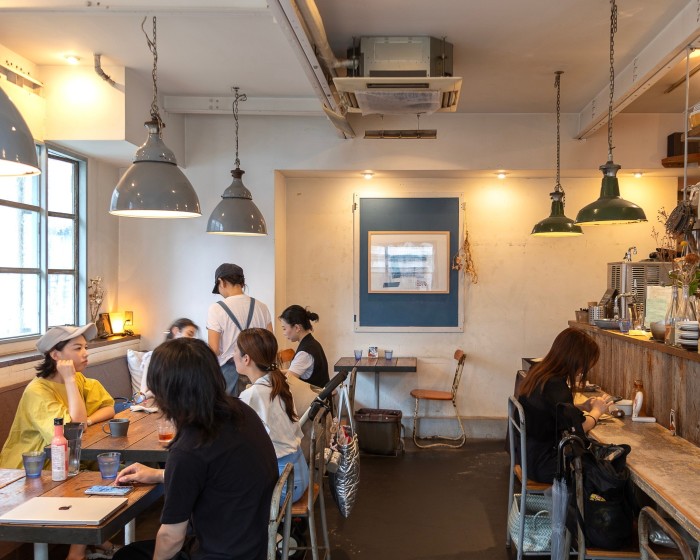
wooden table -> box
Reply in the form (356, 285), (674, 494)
(591, 417), (700, 543)
(82, 408), (168, 463)
(0, 469), (162, 560)
(334, 356), (417, 408)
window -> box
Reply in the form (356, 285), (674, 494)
(0, 146), (86, 343)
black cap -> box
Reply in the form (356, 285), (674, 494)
(212, 263), (244, 294)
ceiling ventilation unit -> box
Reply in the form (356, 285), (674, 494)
(334, 36), (462, 115)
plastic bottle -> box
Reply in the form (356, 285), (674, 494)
(51, 418), (68, 481)
(630, 379), (647, 418)
(664, 285), (680, 345)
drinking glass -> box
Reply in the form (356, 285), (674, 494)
(97, 452), (121, 479)
(22, 451), (45, 478)
(353, 349), (362, 361)
(158, 419), (175, 444)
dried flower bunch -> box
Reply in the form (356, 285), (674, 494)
(651, 207), (677, 262)
(452, 226), (478, 284)
(670, 250), (700, 294)
(88, 277), (104, 323)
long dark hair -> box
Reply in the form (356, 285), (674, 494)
(237, 328), (297, 422)
(518, 327), (600, 398)
(148, 338), (242, 445)
(279, 305), (319, 331)
(165, 318), (199, 340)
(35, 339), (71, 378)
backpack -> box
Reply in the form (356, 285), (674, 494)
(569, 440), (638, 550)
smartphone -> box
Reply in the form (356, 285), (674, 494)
(85, 485), (133, 496)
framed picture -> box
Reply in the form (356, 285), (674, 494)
(368, 231), (450, 294)
(98, 312), (113, 337)
(368, 346), (378, 358)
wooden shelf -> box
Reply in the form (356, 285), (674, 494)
(682, 125), (700, 141)
(661, 152), (700, 168)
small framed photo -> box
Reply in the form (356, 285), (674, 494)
(368, 346), (378, 358)
(98, 312), (113, 337)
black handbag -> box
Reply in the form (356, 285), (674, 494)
(572, 440), (638, 550)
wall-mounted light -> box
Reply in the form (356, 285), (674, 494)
(363, 171), (374, 180)
(64, 55), (80, 65)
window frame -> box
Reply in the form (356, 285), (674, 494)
(0, 144), (87, 349)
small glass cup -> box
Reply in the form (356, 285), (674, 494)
(384, 350), (394, 360)
(157, 419), (175, 445)
(97, 452), (121, 480)
(22, 451), (45, 478)
(619, 318), (632, 334)
(353, 349), (363, 361)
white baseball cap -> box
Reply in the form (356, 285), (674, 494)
(36, 324), (98, 353)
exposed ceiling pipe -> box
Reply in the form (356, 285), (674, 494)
(294, 0), (343, 76)
(93, 53), (116, 87)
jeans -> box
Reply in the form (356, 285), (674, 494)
(277, 447), (310, 503)
(220, 360), (240, 397)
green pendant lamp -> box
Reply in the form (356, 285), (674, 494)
(207, 88), (267, 236)
(532, 71), (583, 237)
(575, 0), (646, 226)
(109, 17), (201, 218)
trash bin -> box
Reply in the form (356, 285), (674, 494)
(354, 408), (402, 456)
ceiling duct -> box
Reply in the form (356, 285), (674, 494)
(334, 36), (462, 115)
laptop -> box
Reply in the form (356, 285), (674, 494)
(0, 497), (128, 526)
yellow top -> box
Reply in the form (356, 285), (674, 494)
(0, 372), (114, 469)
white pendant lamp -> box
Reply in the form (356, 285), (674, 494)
(207, 87), (267, 235)
(109, 17), (201, 218)
(0, 86), (40, 176)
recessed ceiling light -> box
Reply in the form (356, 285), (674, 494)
(363, 171), (374, 180)
(64, 55), (80, 65)
(633, 172), (643, 178)
(496, 172), (507, 180)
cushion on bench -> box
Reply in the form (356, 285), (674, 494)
(83, 356), (132, 399)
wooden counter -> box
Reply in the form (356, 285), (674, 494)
(570, 321), (700, 446)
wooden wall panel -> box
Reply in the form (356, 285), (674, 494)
(570, 322), (700, 446)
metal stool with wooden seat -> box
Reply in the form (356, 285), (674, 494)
(278, 348), (295, 369)
(268, 463), (293, 560)
(506, 395), (552, 560)
(639, 507), (694, 560)
(410, 349), (467, 449)
(287, 407), (332, 560)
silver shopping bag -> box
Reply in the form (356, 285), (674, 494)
(327, 383), (360, 518)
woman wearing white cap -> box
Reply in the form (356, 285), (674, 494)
(0, 323), (117, 560)
(0, 323), (115, 469)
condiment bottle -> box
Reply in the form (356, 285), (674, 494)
(631, 379), (647, 418)
(51, 418), (68, 481)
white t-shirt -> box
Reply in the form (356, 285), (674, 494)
(206, 295), (272, 365)
(287, 351), (314, 381)
(239, 375), (302, 458)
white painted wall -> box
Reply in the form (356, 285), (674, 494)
(112, 110), (679, 436)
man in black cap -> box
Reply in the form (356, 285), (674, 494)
(207, 263), (272, 396)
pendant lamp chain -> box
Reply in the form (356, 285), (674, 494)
(232, 87), (247, 169)
(554, 71), (562, 194)
(142, 16), (164, 130)
(607, 0), (617, 162)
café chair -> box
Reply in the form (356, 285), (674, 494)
(278, 348), (295, 369)
(410, 349), (467, 448)
(505, 395), (552, 560)
(638, 507), (694, 560)
(268, 463), (294, 560)
(287, 407), (331, 560)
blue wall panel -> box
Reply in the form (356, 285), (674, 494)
(359, 197), (459, 328)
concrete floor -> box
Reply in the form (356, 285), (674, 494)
(5, 438), (529, 560)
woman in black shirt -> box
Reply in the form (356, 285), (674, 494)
(517, 327), (611, 483)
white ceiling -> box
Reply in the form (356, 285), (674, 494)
(0, 0), (697, 120)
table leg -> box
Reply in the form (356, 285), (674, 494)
(33, 543), (48, 560)
(375, 371), (380, 409)
(125, 519), (136, 544)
